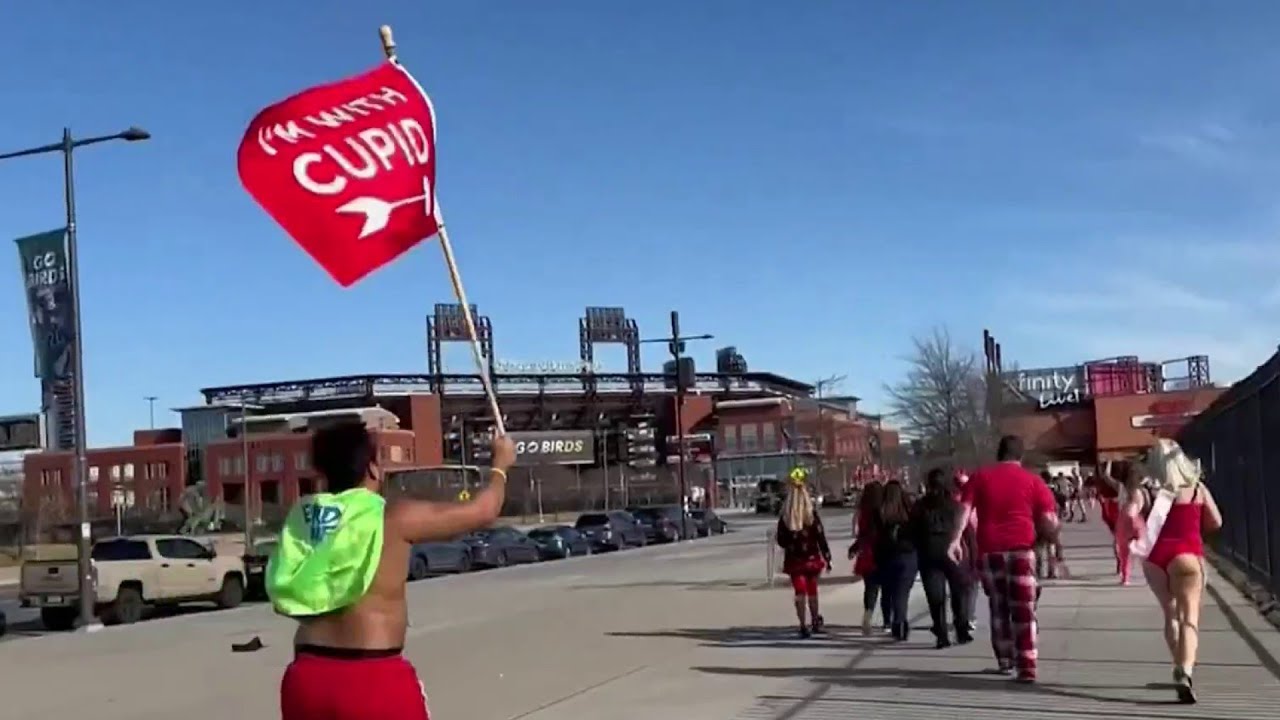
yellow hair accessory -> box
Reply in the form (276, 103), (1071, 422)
(788, 467), (808, 486)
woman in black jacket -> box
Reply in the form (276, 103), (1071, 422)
(911, 468), (976, 648)
(873, 480), (918, 641)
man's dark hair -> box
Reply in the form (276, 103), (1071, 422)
(996, 435), (1024, 462)
(925, 468), (951, 496)
(312, 420), (375, 492)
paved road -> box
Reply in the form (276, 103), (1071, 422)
(2, 512), (1279, 719)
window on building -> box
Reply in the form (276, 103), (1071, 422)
(739, 423), (759, 452)
(109, 465), (121, 481)
(123, 463), (135, 480)
(760, 423), (777, 452)
(233, 456), (245, 475)
(256, 453), (269, 472)
(271, 452), (284, 472)
(89, 466), (99, 482)
(295, 452), (310, 471)
(721, 425), (739, 453)
(154, 462), (168, 479)
(219, 457), (231, 477)
(390, 446), (404, 463)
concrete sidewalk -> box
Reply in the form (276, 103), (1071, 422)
(714, 520), (1280, 720)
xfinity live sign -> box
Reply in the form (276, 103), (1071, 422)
(1003, 367), (1088, 410)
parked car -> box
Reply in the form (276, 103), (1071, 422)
(574, 511), (647, 551)
(463, 527), (541, 568)
(689, 508), (728, 536)
(20, 535), (246, 630)
(629, 506), (693, 543)
(409, 541), (473, 580)
(754, 478), (785, 514)
(527, 525), (592, 560)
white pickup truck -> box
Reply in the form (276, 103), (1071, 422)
(19, 534), (247, 630)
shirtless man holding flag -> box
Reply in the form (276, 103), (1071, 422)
(266, 420), (516, 720)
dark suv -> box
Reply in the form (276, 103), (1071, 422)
(629, 505), (694, 543)
(574, 511), (647, 551)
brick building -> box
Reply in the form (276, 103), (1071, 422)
(983, 330), (1222, 465)
(710, 394), (900, 501)
(202, 407), (417, 510)
(22, 429), (186, 525)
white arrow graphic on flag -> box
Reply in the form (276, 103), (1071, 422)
(335, 177), (434, 239)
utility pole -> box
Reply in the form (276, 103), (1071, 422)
(144, 396), (158, 430)
(641, 312), (712, 540)
(812, 374), (847, 489)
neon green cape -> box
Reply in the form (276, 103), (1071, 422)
(266, 488), (385, 617)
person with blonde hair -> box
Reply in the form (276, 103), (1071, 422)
(775, 469), (832, 638)
(1126, 439), (1223, 704)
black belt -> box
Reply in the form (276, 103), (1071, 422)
(296, 644), (403, 659)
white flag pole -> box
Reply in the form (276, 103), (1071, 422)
(379, 25), (506, 436)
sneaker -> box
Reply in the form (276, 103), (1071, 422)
(934, 636), (952, 649)
(798, 625), (811, 639)
(861, 610), (874, 637)
(812, 615), (825, 634)
(1173, 667), (1196, 704)
(1014, 674), (1036, 685)
(955, 629), (975, 645)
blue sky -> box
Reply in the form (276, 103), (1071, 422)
(1, 2), (1278, 447)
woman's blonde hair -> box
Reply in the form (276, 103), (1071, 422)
(1145, 438), (1202, 493)
(782, 483), (815, 532)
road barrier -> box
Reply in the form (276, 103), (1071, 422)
(1180, 348), (1280, 598)
(765, 528), (782, 587)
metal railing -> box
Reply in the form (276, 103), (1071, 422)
(1179, 348), (1280, 597)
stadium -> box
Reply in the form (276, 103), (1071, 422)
(20, 304), (898, 537)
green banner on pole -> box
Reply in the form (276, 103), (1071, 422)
(15, 228), (75, 381)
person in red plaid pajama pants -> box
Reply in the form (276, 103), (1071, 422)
(953, 436), (1060, 683)
(980, 550), (1040, 677)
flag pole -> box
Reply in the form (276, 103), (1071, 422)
(379, 25), (506, 436)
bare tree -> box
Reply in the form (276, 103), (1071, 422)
(884, 328), (995, 469)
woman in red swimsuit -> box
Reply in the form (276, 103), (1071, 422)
(1128, 439), (1224, 705)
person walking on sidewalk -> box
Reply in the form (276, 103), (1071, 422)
(911, 468), (975, 649)
(872, 480), (918, 641)
(775, 473), (832, 639)
(952, 435), (1060, 683)
(850, 482), (892, 636)
(1128, 439), (1223, 704)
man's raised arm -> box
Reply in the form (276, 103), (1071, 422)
(386, 435), (517, 544)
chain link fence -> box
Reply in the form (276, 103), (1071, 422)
(1179, 349), (1280, 598)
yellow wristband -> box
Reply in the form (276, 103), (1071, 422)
(490, 468), (508, 482)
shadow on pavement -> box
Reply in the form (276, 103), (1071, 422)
(694, 664), (1191, 709)
(574, 575), (861, 593)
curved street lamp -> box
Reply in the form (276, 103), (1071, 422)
(0, 126), (152, 630)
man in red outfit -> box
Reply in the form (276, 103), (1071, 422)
(951, 435), (1060, 683)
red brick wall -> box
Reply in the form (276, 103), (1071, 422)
(23, 444), (187, 520)
(204, 428), (417, 506)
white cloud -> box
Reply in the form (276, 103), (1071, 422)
(1024, 272), (1232, 314)
(1138, 122), (1237, 165)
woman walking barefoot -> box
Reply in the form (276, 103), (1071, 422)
(775, 474), (832, 638)
(1129, 439), (1224, 704)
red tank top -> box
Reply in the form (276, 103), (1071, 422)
(1150, 489), (1205, 559)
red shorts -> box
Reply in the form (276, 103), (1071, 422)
(282, 648), (429, 720)
(789, 571), (820, 596)
(1100, 500), (1119, 534)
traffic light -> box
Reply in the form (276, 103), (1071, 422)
(444, 431), (463, 463)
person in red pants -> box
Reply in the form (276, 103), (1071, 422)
(775, 470), (832, 638)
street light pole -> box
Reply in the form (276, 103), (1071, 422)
(641, 313), (712, 541)
(2, 126), (150, 630)
(144, 396), (158, 429)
